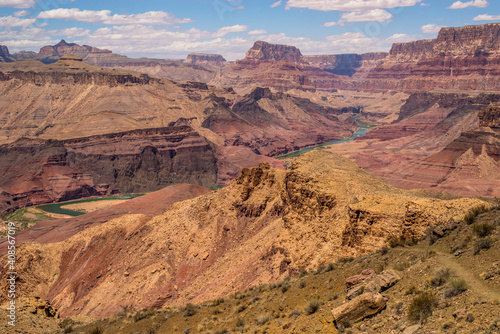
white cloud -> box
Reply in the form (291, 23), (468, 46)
(37, 8), (193, 25)
(285, 0), (421, 11)
(0, 0), (36, 8)
(248, 29), (267, 35)
(13, 9), (30, 17)
(386, 33), (418, 43)
(0, 15), (35, 27)
(56, 27), (90, 38)
(270, 0), (282, 8)
(473, 14), (500, 20)
(421, 23), (444, 33)
(323, 9), (392, 26)
(342, 9), (393, 22)
(449, 0), (488, 9)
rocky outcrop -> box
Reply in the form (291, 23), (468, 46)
(331, 293), (387, 326)
(0, 126), (217, 214)
(245, 41), (304, 63)
(185, 53), (227, 67)
(479, 105), (500, 128)
(0, 45), (14, 63)
(37, 40), (108, 64)
(0, 151), (486, 318)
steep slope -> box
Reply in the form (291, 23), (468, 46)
(0, 126), (217, 214)
(330, 95), (500, 197)
(0, 151), (485, 318)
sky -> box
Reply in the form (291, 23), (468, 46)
(1, 0), (500, 60)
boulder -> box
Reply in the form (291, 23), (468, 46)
(345, 268), (375, 288)
(331, 293), (386, 326)
(364, 269), (401, 294)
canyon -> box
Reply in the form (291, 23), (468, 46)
(0, 22), (500, 332)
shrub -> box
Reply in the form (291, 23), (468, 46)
(184, 303), (197, 317)
(299, 281), (307, 288)
(445, 278), (468, 298)
(236, 304), (247, 313)
(87, 326), (103, 334)
(64, 325), (73, 333)
(304, 299), (321, 315)
(430, 267), (452, 287)
(379, 246), (389, 255)
(256, 313), (270, 326)
(407, 291), (438, 323)
(236, 317), (245, 327)
(133, 308), (156, 322)
(464, 205), (489, 225)
(474, 237), (493, 255)
(338, 256), (354, 263)
(473, 222), (495, 237)
(389, 237), (405, 248)
(281, 283), (290, 293)
(290, 309), (301, 317)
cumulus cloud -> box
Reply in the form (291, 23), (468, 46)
(248, 29), (267, 35)
(421, 23), (444, 33)
(449, 0), (488, 9)
(13, 9), (30, 17)
(270, 0), (282, 8)
(323, 9), (392, 26)
(473, 14), (500, 20)
(0, 15), (35, 27)
(386, 33), (418, 43)
(57, 27), (90, 38)
(285, 0), (421, 11)
(0, 0), (37, 8)
(37, 8), (193, 25)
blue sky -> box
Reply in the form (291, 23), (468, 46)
(1, 0), (500, 60)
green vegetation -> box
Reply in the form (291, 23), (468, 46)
(1, 207), (52, 237)
(407, 291), (438, 323)
(430, 267), (452, 287)
(473, 222), (496, 237)
(304, 298), (321, 315)
(445, 278), (468, 298)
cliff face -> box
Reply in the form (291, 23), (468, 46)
(37, 40), (109, 63)
(245, 41), (304, 63)
(0, 46), (14, 63)
(479, 105), (500, 128)
(185, 53), (227, 67)
(303, 52), (387, 76)
(0, 151), (485, 318)
(0, 126), (217, 214)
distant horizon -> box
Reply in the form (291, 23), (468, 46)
(2, 0), (500, 60)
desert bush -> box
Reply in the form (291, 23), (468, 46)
(389, 237), (405, 248)
(236, 304), (247, 313)
(299, 280), (307, 288)
(393, 261), (412, 271)
(407, 291), (438, 323)
(87, 326), (103, 334)
(256, 313), (270, 326)
(184, 303), (197, 317)
(289, 309), (301, 317)
(444, 278), (468, 298)
(214, 330), (229, 334)
(464, 204), (489, 225)
(338, 256), (355, 263)
(473, 222), (495, 237)
(304, 299), (321, 315)
(430, 267), (452, 287)
(379, 246), (389, 255)
(236, 317), (245, 327)
(474, 237), (493, 255)
(281, 282), (290, 293)
(133, 308), (156, 322)
(64, 325), (73, 333)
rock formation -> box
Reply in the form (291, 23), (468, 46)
(185, 53), (227, 67)
(303, 52), (388, 76)
(0, 45), (14, 63)
(0, 151), (486, 318)
(245, 41), (304, 63)
(0, 126), (217, 214)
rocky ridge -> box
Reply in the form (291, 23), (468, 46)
(184, 53), (227, 67)
(0, 151), (486, 318)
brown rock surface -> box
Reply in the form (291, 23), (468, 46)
(0, 45), (14, 63)
(345, 269), (375, 288)
(0, 126), (217, 214)
(331, 293), (386, 326)
(185, 53), (227, 67)
(0, 151), (486, 318)
(245, 41), (304, 63)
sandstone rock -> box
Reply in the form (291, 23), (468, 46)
(185, 53), (227, 67)
(402, 324), (420, 334)
(479, 105), (500, 128)
(331, 293), (386, 326)
(0, 45), (14, 63)
(345, 269), (375, 288)
(245, 41), (303, 63)
(364, 270), (401, 294)
(346, 285), (365, 300)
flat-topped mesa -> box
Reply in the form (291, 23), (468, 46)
(0, 45), (14, 63)
(185, 53), (227, 67)
(245, 40), (304, 63)
(389, 23), (500, 61)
